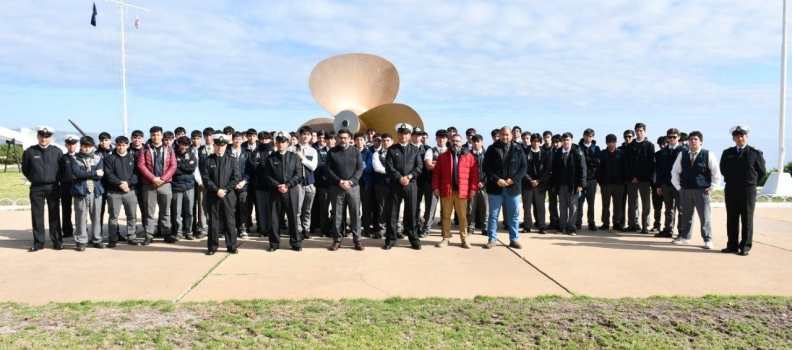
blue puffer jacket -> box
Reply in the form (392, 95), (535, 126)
(70, 151), (105, 198)
(172, 147), (198, 192)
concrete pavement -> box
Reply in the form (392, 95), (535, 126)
(0, 205), (790, 304)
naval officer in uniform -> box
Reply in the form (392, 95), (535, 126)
(22, 126), (64, 252)
(264, 131), (303, 252)
(719, 125), (766, 256)
(384, 123), (424, 250)
(200, 133), (240, 255)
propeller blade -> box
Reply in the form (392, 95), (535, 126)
(299, 117), (335, 133)
(358, 103), (423, 135)
(309, 53), (400, 116)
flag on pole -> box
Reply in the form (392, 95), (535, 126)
(135, 14), (139, 29)
(90, 1), (97, 27)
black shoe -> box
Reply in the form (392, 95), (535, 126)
(141, 238), (152, 246)
(418, 230), (429, 238)
(411, 242), (422, 250)
(76, 243), (86, 252)
(127, 239), (140, 246)
(53, 243), (64, 250)
(521, 228), (531, 233)
(106, 242), (117, 248)
(303, 232), (312, 240)
(382, 241), (394, 250)
(185, 235), (195, 240)
(739, 250), (750, 256)
(206, 250), (215, 255)
(164, 237), (177, 244)
(397, 234), (405, 239)
(62, 232), (74, 238)
(28, 245), (42, 252)
(372, 232), (383, 239)
(615, 226), (626, 232)
(228, 248), (239, 254)
(539, 229), (547, 234)
(721, 248), (739, 254)
(588, 225), (598, 231)
(640, 228), (649, 234)
(267, 246), (278, 252)
(93, 243), (105, 249)
(291, 246), (302, 252)
(651, 226), (661, 232)
(598, 224), (609, 230)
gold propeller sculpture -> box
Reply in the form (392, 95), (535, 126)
(300, 53), (424, 133)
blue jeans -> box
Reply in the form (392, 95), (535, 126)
(487, 188), (520, 243)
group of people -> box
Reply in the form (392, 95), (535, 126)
(21, 121), (765, 256)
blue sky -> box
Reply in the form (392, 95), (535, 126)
(0, 0), (789, 167)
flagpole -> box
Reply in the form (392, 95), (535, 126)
(105, 0), (148, 136)
(780, 0), (788, 173)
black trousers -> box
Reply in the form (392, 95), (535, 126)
(234, 190), (249, 231)
(387, 183), (418, 244)
(618, 183), (628, 228)
(268, 189), (301, 248)
(246, 187), (258, 230)
(725, 186), (756, 252)
(136, 187), (147, 234)
(311, 186), (331, 234)
(60, 182), (74, 236)
(207, 192), (237, 252)
(30, 184), (61, 247)
(651, 182), (663, 228)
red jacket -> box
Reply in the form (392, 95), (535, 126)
(432, 149), (479, 199)
(136, 142), (177, 186)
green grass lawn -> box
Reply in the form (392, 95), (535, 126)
(0, 296), (790, 349)
(0, 167), (29, 202)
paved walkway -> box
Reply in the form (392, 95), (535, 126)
(0, 205), (790, 304)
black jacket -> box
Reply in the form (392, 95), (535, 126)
(326, 145), (363, 187)
(22, 144), (63, 184)
(58, 153), (75, 185)
(720, 146), (767, 188)
(656, 145), (687, 186)
(578, 140), (600, 181)
(523, 147), (552, 187)
(249, 143), (274, 190)
(551, 147), (587, 192)
(597, 148), (625, 185)
(264, 151), (302, 192)
(624, 139), (656, 182)
(483, 141), (527, 196)
(103, 150), (139, 194)
(385, 143), (423, 188)
(470, 148), (486, 189)
(172, 148), (198, 192)
(315, 145), (332, 188)
(201, 153), (240, 196)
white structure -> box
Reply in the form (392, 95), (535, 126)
(762, 0), (792, 197)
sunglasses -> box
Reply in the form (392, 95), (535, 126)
(666, 135), (678, 139)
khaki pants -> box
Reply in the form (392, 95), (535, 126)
(440, 191), (468, 241)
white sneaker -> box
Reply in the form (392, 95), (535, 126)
(672, 238), (690, 245)
(703, 241), (713, 249)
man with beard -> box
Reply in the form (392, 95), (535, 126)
(433, 134), (479, 248)
(326, 129), (364, 251)
(483, 127), (527, 249)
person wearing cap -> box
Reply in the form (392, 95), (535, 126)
(228, 132), (253, 238)
(671, 131), (721, 249)
(200, 133), (240, 255)
(58, 135), (80, 238)
(70, 136), (106, 251)
(466, 134), (488, 235)
(433, 134), (479, 248)
(482, 126), (528, 249)
(655, 128), (687, 238)
(104, 136), (139, 247)
(384, 123), (425, 250)
(170, 136), (199, 241)
(22, 126), (65, 251)
(250, 131), (274, 237)
(192, 127), (215, 239)
(263, 131), (303, 251)
(288, 126), (318, 240)
(720, 126), (766, 256)
(137, 126), (178, 245)
(325, 128), (364, 251)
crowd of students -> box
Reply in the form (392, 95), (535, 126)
(21, 121), (765, 256)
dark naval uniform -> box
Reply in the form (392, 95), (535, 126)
(384, 142), (423, 248)
(720, 141), (766, 255)
(264, 150), (303, 250)
(201, 148), (240, 254)
(22, 132), (64, 251)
